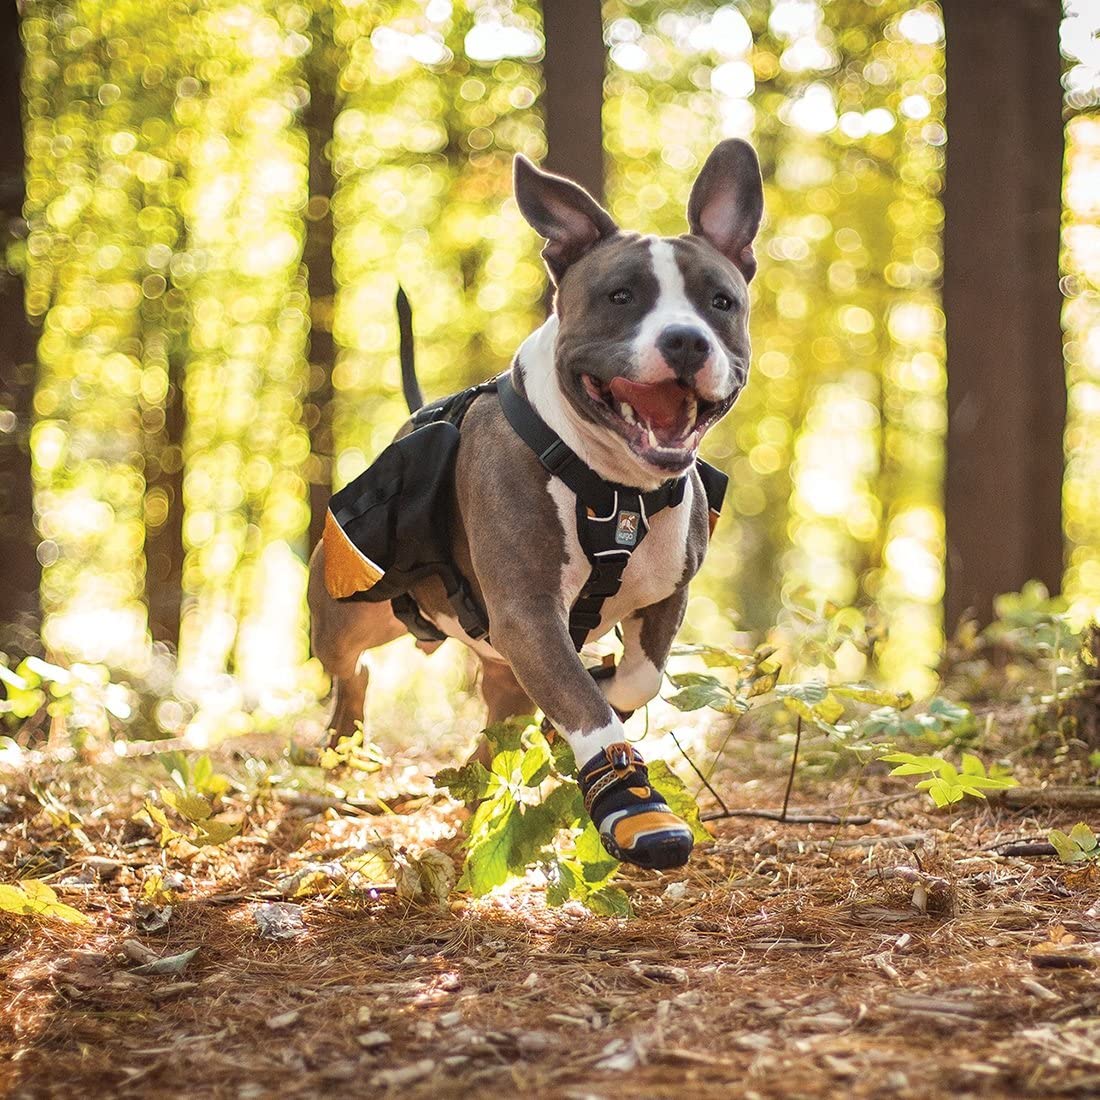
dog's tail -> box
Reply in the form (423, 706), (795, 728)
(396, 285), (423, 413)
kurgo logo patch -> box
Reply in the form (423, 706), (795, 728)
(615, 510), (641, 547)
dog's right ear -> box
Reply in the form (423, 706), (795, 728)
(514, 155), (619, 284)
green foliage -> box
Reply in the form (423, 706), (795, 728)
(1048, 823), (1100, 865)
(0, 655), (135, 744)
(665, 644), (781, 715)
(276, 843), (455, 906)
(137, 751), (241, 848)
(436, 719), (707, 916)
(0, 880), (90, 925)
(664, 638), (1009, 804)
(159, 752), (231, 798)
(879, 751), (1017, 808)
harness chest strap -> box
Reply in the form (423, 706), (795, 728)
(390, 371), (728, 653)
(495, 372), (689, 651)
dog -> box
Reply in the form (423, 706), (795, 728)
(308, 139), (763, 869)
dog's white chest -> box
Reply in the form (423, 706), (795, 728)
(547, 477), (691, 636)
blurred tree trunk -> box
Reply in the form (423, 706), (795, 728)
(0, 0), (40, 635)
(142, 323), (186, 648)
(303, 16), (340, 554)
(541, 0), (605, 202)
(942, 0), (1065, 627)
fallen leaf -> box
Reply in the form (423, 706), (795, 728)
(266, 1010), (300, 1030)
(253, 902), (305, 940)
(357, 1030), (392, 1050)
(131, 947), (199, 976)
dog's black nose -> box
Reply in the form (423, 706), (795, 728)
(657, 325), (711, 374)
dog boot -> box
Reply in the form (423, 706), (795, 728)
(578, 742), (694, 870)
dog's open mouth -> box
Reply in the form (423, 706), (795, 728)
(581, 374), (728, 470)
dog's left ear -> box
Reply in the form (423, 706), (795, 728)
(687, 139), (764, 282)
(514, 155), (619, 284)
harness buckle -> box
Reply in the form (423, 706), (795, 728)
(539, 439), (573, 477)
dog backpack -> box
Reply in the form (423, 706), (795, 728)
(322, 374), (727, 652)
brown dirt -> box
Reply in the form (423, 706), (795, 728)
(1, 732), (1099, 1100)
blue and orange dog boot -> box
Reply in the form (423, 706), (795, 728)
(578, 742), (694, 870)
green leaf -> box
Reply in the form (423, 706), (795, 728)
(160, 789), (213, 823)
(584, 885), (632, 918)
(832, 683), (914, 709)
(545, 858), (580, 908)
(776, 681), (828, 705)
(490, 748), (525, 786)
(0, 884), (31, 915)
(743, 668), (779, 698)
(1048, 829), (1084, 863)
(520, 741), (552, 786)
(434, 760), (494, 803)
(1069, 822), (1098, 853)
(508, 785), (581, 870)
(459, 793), (518, 895)
(194, 818), (241, 847)
(924, 777), (959, 808)
(647, 760), (711, 844)
(665, 676), (746, 715)
(928, 697), (972, 726)
(550, 736), (577, 778)
(482, 718), (527, 756)
(960, 753), (986, 776)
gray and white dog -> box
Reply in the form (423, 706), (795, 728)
(309, 139), (763, 867)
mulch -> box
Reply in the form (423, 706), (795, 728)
(1, 724), (1099, 1100)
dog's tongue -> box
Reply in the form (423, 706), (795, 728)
(608, 377), (691, 435)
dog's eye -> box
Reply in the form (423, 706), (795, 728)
(609, 288), (633, 305)
(712, 292), (733, 311)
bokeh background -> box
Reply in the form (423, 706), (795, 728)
(4, 0), (1100, 735)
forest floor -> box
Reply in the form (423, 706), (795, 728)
(1, 711), (1099, 1100)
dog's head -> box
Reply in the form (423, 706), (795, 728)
(514, 140), (763, 484)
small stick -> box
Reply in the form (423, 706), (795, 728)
(670, 730), (729, 816)
(701, 807), (872, 825)
(991, 841), (1059, 858)
(780, 715), (802, 823)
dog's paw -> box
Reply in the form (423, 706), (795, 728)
(578, 743), (694, 870)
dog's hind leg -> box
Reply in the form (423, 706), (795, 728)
(307, 541), (405, 742)
(472, 658), (534, 766)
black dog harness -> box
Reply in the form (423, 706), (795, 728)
(323, 372), (727, 653)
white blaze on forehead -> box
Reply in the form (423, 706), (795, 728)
(633, 238), (731, 391)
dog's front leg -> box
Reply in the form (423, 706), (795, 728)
(485, 595), (627, 757)
(485, 594), (695, 869)
(601, 590), (688, 718)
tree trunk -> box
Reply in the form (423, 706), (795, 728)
(540, 0), (606, 202)
(942, 0), (1065, 627)
(303, 32), (338, 555)
(0, 1), (40, 637)
(142, 324), (186, 648)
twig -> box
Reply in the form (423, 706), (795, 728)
(825, 790), (920, 813)
(990, 841), (1060, 858)
(990, 787), (1100, 811)
(670, 730), (728, 816)
(701, 807), (872, 825)
(780, 715), (802, 823)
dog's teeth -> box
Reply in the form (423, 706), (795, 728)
(686, 396), (698, 426)
(620, 402), (636, 424)
(647, 426), (658, 448)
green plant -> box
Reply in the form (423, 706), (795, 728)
(663, 639), (1009, 805)
(0, 880), (90, 925)
(434, 719), (708, 917)
(879, 751), (1017, 808)
(1048, 823), (1100, 864)
(135, 752), (242, 848)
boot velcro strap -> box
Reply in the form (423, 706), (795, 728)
(582, 763), (649, 816)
